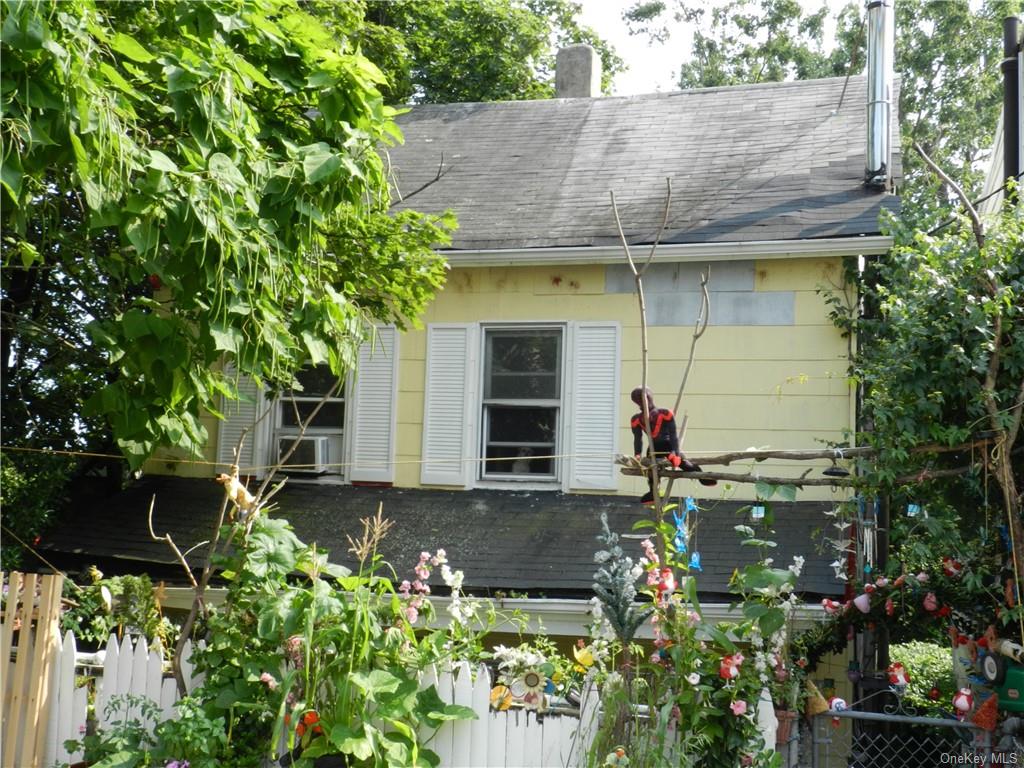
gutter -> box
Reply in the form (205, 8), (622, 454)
(160, 588), (827, 639)
(438, 236), (894, 268)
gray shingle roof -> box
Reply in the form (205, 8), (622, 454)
(41, 477), (843, 600)
(388, 76), (900, 251)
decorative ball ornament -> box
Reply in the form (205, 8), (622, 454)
(827, 696), (848, 727)
(942, 557), (964, 578)
(885, 597), (895, 617)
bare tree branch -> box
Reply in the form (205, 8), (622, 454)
(914, 141), (984, 249)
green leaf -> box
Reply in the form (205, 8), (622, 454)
(110, 32), (155, 63)
(776, 484), (798, 502)
(148, 150), (179, 173)
(91, 750), (143, 768)
(759, 607), (786, 637)
(734, 525), (755, 537)
(350, 669), (402, 697)
(122, 309), (151, 340)
(209, 322), (241, 353)
(300, 143), (342, 184)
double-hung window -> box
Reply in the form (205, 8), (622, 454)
(481, 328), (563, 480)
(276, 364), (346, 476)
(421, 321), (620, 491)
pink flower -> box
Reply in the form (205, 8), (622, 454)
(412, 579), (430, 595)
(398, 580), (411, 595)
(259, 672), (278, 691)
(431, 549), (447, 566)
(415, 564), (430, 580)
(420, 551), (431, 562)
(730, 700), (748, 716)
(405, 605), (419, 623)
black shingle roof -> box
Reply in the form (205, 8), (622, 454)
(388, 76), (900, 251)
(41, 477), (843, 601)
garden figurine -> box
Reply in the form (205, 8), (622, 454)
(629, 386), (715, 503)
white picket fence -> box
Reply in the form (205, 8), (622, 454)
(46, 632), (596, 768)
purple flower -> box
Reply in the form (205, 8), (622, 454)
(166, 761), (190, 768)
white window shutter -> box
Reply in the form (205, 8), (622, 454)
(421, 324), (475, 487)
(349, 326), (398, 483)
(217, 364), (268, 478)
(568, 322), (621, 490)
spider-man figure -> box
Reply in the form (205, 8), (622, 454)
(631, 386), (715, 503)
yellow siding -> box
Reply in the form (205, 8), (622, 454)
(400, 256), (854, 501)
(161, 256), (854, 500)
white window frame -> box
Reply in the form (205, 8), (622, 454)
(477, 323), (567, 487)
(273, 368), (350, 479)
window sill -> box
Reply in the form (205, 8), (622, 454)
(473, 480), (562, 492)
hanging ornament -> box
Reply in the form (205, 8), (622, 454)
(885, 597), (895, 617)
(751, 504), (765, 521)
(887, 662), (910, 692)
(673, 507), (688, 553)
(853, 593), (872, 614)
(942, 557), (964, 578)
(907, 503), (921, 518)
(719, 654), (743, 681)
(688, 551), (702, 572)
(827, 696), (848, 727)
(952, 688), (974, 720)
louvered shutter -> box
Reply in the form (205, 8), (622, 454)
(568, 322), (621, 490)
(349, 326), (398, 483)
(421, 324), (476, 487)
(216, 364), (268, 478)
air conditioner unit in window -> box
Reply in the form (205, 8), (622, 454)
(277, 436), (329, 474)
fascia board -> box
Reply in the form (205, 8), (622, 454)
(440, 236), (893, 268)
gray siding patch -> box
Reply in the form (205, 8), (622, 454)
(605, 260), (754, 293)
(646, 291), (794, 326)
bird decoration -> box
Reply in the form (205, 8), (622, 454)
(215, 470), (256, 519)
(953, 688), (974, 720)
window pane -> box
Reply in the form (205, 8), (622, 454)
(484, 445), (554, 476)
(487, 406), (556, 444)
(290, 365), (343, 397)
(281, 401), (345, 428)
(485, 331), (560, 399)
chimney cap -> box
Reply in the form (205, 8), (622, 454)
(555, 44), (601, 99)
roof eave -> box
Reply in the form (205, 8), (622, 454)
(440, 235), (893, 267)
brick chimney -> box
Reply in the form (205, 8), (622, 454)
(555, 44), (601, 98)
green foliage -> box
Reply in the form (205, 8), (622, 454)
(625, 0), (860, 87)
(359, 0), (624, 104)
(890, 641), (957, 711)
(61, 571), (178, 651)
(191, 515), (476, 767)
(0, 451), (74, 569)
(63, 694), (160, 768)
(1, 0), (452, 470)
(843, 209), (1023, 497)
(592, 512), (653, 645)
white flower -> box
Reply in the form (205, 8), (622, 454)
(686, 672), (701, 685)
(789, 555), (805, 577)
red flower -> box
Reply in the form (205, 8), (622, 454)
(296, 723), (306, 737)
(937, 605), (952, 618)
(302, 711), (319, 726)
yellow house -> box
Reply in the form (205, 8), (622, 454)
(162, 61), (898, 507)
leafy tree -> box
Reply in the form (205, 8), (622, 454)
(358, 0), (624, 104)
(1, 0), (452, 473)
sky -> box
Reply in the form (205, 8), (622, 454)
(575, 0), (845, 97)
